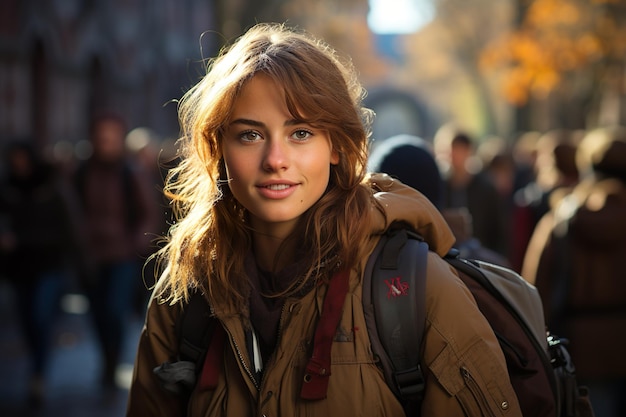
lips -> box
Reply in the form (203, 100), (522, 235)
(256, 181), (299, 199)
(263, 183), (291, 191)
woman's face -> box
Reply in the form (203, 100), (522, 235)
(222, 74), (339, 238)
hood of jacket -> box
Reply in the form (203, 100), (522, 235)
(366, 173), (455, 257)
(554, 177), (626, 248)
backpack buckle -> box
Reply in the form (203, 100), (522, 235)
(394, 365), (425, 397)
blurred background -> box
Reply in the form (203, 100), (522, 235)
(1, 0), (625, 152)
(1, 0), (625, 416)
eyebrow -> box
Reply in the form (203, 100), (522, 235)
(229, 118), (305, 128)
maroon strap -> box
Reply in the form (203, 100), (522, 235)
(300, 269), (350, 400)
(198, 324), (226, 391)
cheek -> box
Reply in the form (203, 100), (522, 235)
(223, 160), (247, 202)
(308, 157), (333, 194)
(222, 158), (235, 179)
(222, 148), (251, 180)
(222, 150), (259, 200)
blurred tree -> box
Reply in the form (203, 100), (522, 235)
(400, 0), (515, 139)
(280, 0), (391, 84)
(480, 0), (626, 130)
(278, 0), (516, 140)
(212, 0), (390, 84)
(215, 0), (520, 140)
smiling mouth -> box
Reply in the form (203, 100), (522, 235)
(263, 184), (292, 191)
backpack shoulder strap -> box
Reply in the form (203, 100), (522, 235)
(178, 290), (217, 367)
(300, 268), (351, 400)
(176, 290), (225, 392)
(362, 227), (429, 406)
(153, 291), (226, 394)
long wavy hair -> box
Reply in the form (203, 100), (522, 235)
(153, 23), (375, 309)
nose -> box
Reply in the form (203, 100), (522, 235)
(262, 138), (289, 172)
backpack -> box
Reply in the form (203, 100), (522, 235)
(157, 226), (594, 417)
(363, 226), (594, 417)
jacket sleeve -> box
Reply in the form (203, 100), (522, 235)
(418, 253), (523, 417)
(126, 292), (187, 417)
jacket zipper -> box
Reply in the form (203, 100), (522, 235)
(223, 325), (259, 390)
(255, 302), (292, 413)
(461, 366), (497, 417)
(275, 302), (291, 349)
(259, 301), (291, 388)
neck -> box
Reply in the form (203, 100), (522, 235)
(252, 229), (297, 272)
(249, 215), (301, 272)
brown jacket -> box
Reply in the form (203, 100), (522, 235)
(127, 174), (522, 417)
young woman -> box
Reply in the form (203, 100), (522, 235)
(127, 23), (522, 417)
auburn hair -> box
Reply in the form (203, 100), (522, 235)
(153, 23), (375, 309)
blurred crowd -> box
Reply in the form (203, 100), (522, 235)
(0, 112), (176, 413)
(369, 125), (626, 417)
(1, 115), (625, 416)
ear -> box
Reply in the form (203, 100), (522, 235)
(330, 149), (339, 165)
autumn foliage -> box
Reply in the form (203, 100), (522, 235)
(480, 0), (626, 105)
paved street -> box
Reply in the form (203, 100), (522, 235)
(0, 282), (144, 417)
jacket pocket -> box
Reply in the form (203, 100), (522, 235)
(429, 337), (518, 417)
(458, 366), (497, 417)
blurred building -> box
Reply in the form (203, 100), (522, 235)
(4, 0), (539, 160)
(0, 0), (224, 157)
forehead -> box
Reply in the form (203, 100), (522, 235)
(231, 74), (291, 118)
(240, 73), (281, 96)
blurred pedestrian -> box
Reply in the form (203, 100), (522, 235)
(522, 125), (626, 417)
(73, 112), (158, 389)
(511, 130), (541, 193)
(369, 134), (509, 266)
(479, 136), (517, 205)
(0, 140), (81, 406)
(511, 129), (580, 272)
(368, 134), (444, 207)
(434, 125), (508, 257)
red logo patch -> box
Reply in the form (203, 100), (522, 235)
(384, 276), (409, 298)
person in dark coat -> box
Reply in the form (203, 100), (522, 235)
(0, 140), (80, 405)
(73, 112), (159, 389)
(434, 126), (509, 257)
(522, 125), (626, 417)
(510, 129), (580, 272)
